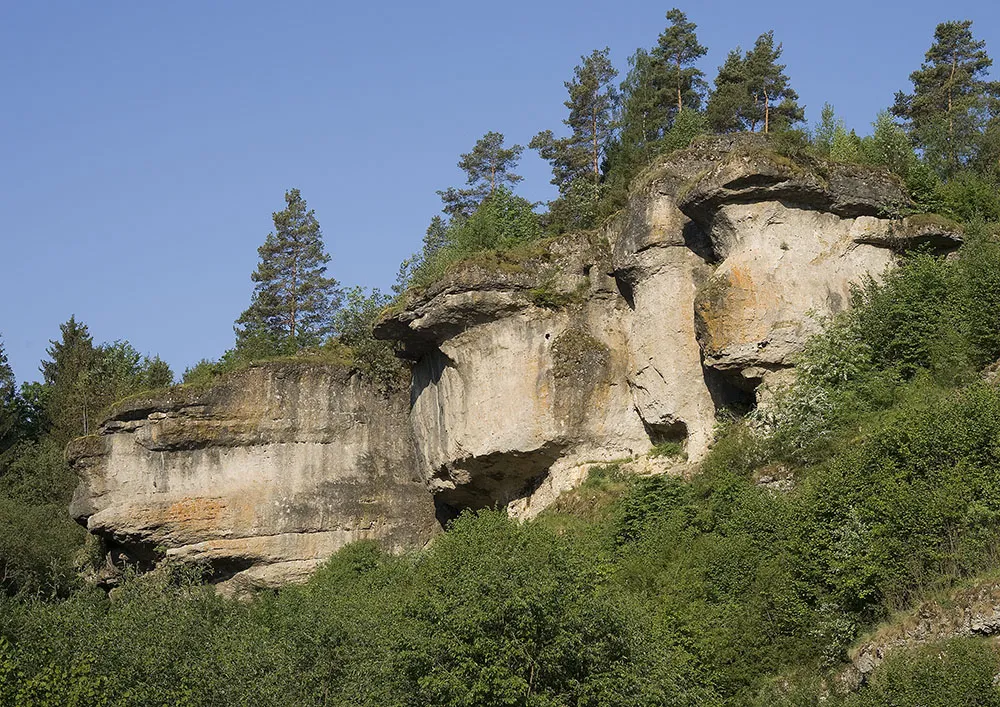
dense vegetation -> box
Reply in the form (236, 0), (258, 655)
(5, 233), (1000, 704)
(2, 9), (1000, 706)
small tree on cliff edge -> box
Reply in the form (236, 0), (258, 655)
(234, 188), (341, 357)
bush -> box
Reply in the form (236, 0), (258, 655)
(843, 638), (1000, 707)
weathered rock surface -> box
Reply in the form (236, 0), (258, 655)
(68, 362), (438, 593)
(71, 135), (966, 587)
(376, 135), (963, 517)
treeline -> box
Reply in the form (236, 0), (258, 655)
(393, 13), (1000, 294)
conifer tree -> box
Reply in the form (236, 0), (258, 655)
(458, 132), (523, 197)
(0, 336), (19, 455)
(892, 20), (1000, 176)
(656, 9), (708, 115)
(437, 132), (523, 219)
(40, 316), (97, 442)
(531, 48), (619, 192)
(618, 48), (664, 159)
(705, 49), (750, 132)
(706, 32), (803, 133)
(235, 189), (341, 356)
(616, 10), (707, 166)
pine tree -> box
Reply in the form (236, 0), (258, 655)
(656, 9), (708, 116)
(437, 132), (523, 219)
(458, 132), (524, 196)
(0, 336), (19, 455)
(706, 32), (803, 133)
(532, 48), (619, 192)
(615, 10), (707, 169)
(892, 20), (1000, 176)
(743, 31), (804, 133)
(235, 189), (341, 356)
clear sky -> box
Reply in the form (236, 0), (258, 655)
(1, 1), (997, 384)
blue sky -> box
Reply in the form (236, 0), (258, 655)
(1, 1), (997, 383)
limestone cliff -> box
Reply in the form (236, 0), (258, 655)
(69, 135), (964, 586)
(376, 134), (963, 518)
(67, 362), (438, 593)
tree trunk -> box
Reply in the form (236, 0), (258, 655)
(290, 257), (298, 343)
(948, 54), (957, 170)
(764, 88), (770, 134)
(676, 54), (683, 113)
(592, 109), (599, 182)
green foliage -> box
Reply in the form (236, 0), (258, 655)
(401, 511), (714, 706)
(438, 132), (524, 219)
(332, 286), (404, 391)
(706, 31), (804, 134)
(234, 188), (342, 356)
(892, 20), (1000, 178)
(649, 441), (683, 458)
(181, 358), (219, 386)
(0, 438), (84, 598)
(0, 339), (18, 457)
(405, 186), (542, 290)
(843, 638), (1000, 707)
(616, 8), (707, 166)
(532, 48), (619, 231)
(36, 319), (175, 442)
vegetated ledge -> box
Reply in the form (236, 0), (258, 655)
(841, 576), (1000, 689)
(676, 141), (912, 226)
(374, 231), (610, 358)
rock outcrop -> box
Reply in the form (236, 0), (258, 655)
(70, 135), (965, 586)
(68, 362), (438, 593)
(376, 134), (963, 518)
(843, 579), (1000, 688)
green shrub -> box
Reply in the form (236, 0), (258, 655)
(843, 638), (1000, 707)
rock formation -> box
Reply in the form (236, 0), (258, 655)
(842, 578), (1000, 689)
(376, 134), (962, 518)
(67, 362), (438, 593)
(69, 134), (964, 586)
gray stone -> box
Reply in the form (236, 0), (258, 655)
(68, 362), (438, 592)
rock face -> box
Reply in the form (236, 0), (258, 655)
(843, 579), (1000, 688)
(70, 135), (965, 587)
(68, 362), (438, 593)
(376, 134), (963, 518)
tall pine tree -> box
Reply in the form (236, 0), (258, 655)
(531, 48), (618, 230)
(531, 48), (619, 192)
(706, 32), (803, 133)
(892, 20), (1000, 177)
(235, 189), (341, 357)
(616, 9), (708, 165)
(656, 9), (708, 116)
